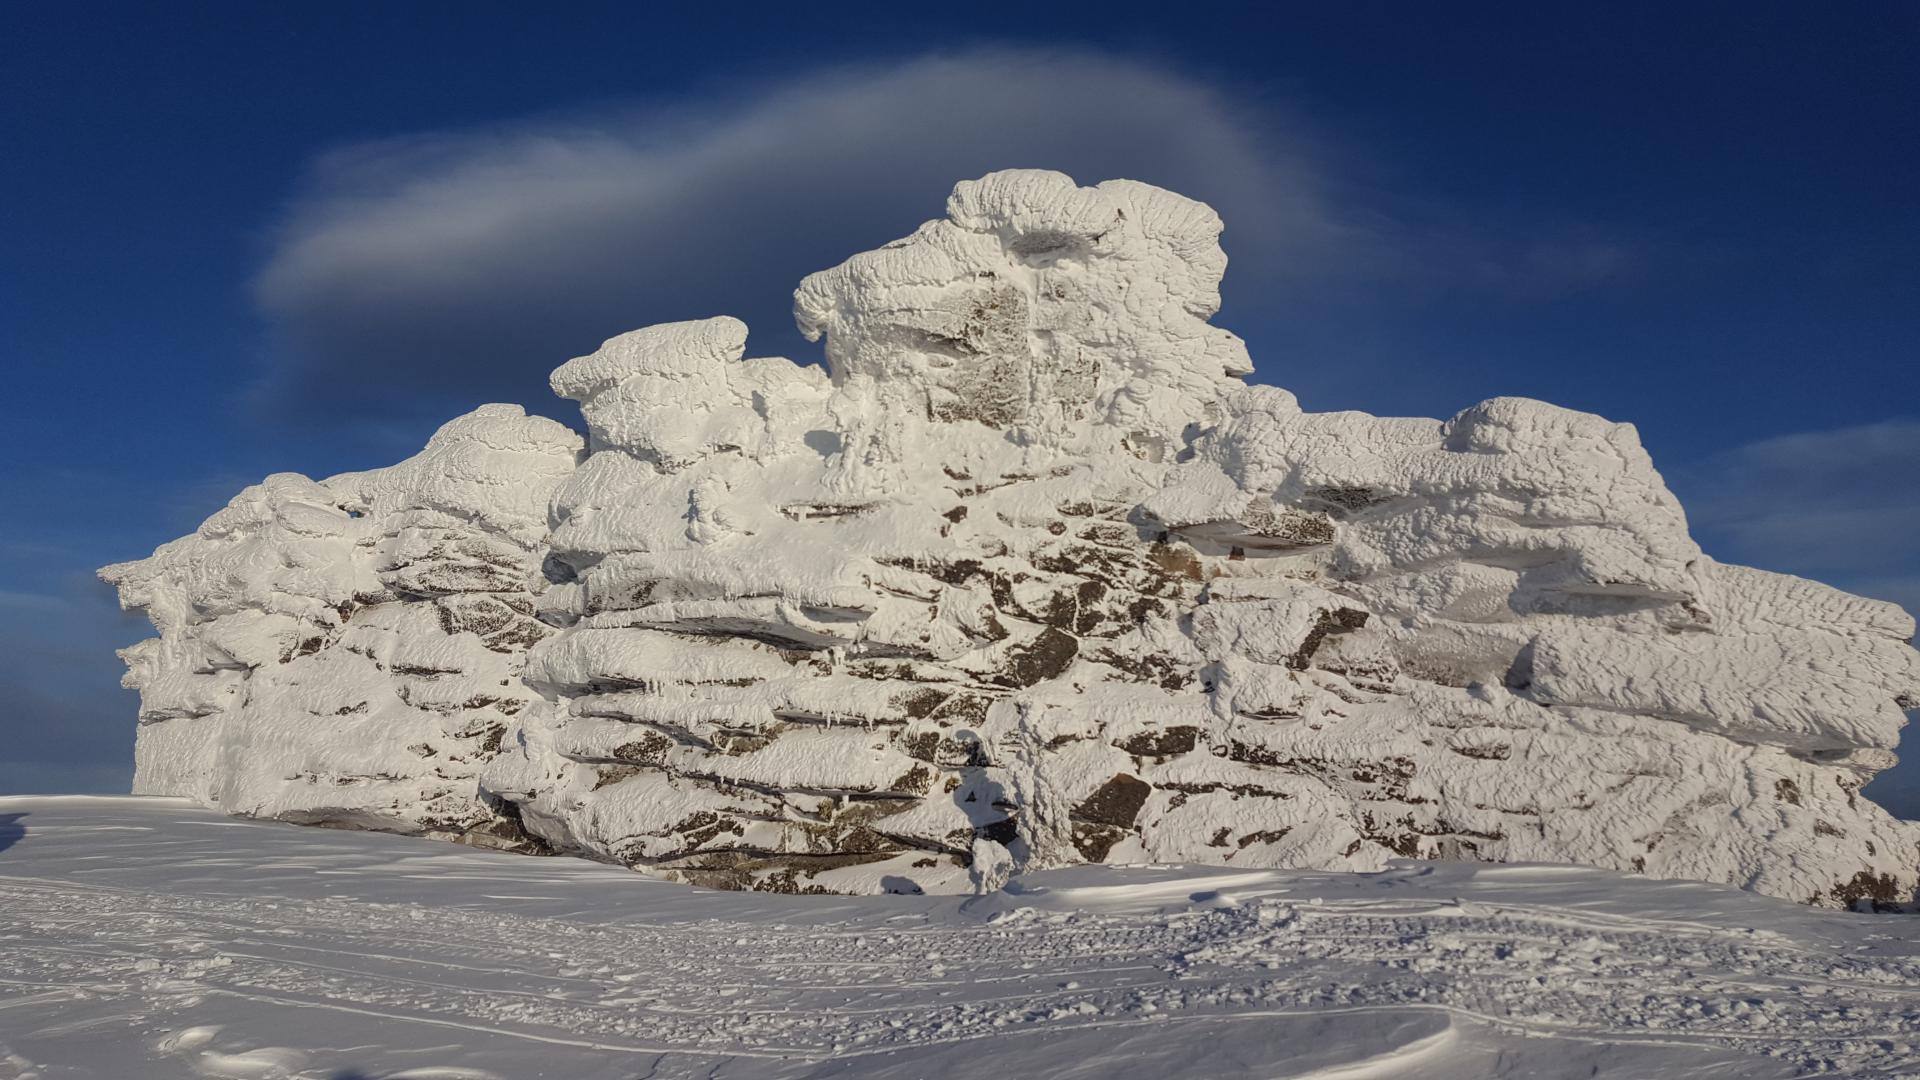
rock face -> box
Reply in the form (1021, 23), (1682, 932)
(103, 170), (1920, 907)
(101, 405), (578, 849)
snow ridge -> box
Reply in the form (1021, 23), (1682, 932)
(101, 170), (1920, 906)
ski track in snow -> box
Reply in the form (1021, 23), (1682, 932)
(1, 797), (1918, 1079)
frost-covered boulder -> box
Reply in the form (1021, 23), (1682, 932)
(103, 405), (580, 847)
(105, 171), (1920, 907)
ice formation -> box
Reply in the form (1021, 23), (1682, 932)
(103, 170), (1920, 906)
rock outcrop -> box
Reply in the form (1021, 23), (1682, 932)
(102, 405), (577, 849)
(104, 170), (1920, 907)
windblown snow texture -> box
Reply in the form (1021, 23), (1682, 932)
(9, 797), (1920, 1079)
(102, 170), (1920, 906)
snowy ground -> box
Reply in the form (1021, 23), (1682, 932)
(2, 796), (1918, 1079)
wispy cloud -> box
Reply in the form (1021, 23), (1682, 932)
(250, 49), (1639, 430)
(1676, 419), (1920, 572)
(0, 590), (71, 612)
(252, 51), (1339, 424)
(1671, 418), (1920, 615)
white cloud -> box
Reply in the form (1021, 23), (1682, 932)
(1673, 418), (1920, 615)
(0, 590), (71, 612)
(251, 50), (1352, 421)
(249, 48), (1638, 428)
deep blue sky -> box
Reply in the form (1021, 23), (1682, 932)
(3, 4), (1917, 811)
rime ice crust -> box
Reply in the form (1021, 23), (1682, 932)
(104, 171), (1920, 906)
(101, 405), (581, 847)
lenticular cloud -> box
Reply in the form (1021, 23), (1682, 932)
(249, 52), (1344, 424)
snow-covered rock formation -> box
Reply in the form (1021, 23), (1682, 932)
(103, 170), (1920, 907)
(102, 405), (578, 849)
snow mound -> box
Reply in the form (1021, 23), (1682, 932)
(103, 170), (1920, 906)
